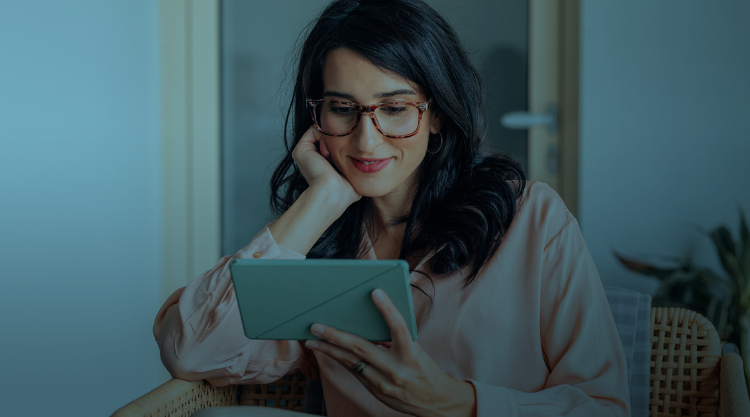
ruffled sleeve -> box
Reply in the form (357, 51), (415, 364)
(153, 227), (317, 386)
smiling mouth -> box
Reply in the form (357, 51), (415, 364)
(349, 156), (393, 173)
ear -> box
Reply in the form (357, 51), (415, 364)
(429, 112), (442, 135)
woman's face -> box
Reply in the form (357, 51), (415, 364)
(320, 47), (440, 199)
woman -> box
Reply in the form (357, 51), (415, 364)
(154, 0), (631, 416)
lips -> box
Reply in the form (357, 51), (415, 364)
(349, 156), (393, 173)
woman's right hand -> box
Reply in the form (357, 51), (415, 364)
(269, 126), (362, 255)
(292, 125), (362, 211)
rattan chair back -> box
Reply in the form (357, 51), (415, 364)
(650, 307), (722, 417)
(238, 372), (308, 411)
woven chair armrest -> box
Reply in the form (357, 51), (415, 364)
(112, 379), (239, 417)
(719, 353), (750, 417)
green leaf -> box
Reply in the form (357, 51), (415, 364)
(726, 253), (746, 291)
(659, 270), (706, 296)
(695, 267), (733, 291)
(613, 252), (682, 280)
(740, 209), (750, 274)
(708, 227), (743, 279)
(711, 226), (737, 257)
(740, 286), (750, 311)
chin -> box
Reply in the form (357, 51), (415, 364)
(350, 181), (393, 198)
(343, 168), (419, 199)
(340, 172), (392, 197)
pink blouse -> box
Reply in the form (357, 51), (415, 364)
(153, 181), (631, 416)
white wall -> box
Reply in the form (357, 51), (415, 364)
(579, 1), (750, 294)
(0, 1), (162, 416)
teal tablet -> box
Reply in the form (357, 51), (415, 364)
(229, 259), (418, 342)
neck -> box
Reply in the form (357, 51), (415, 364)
(370, 171), (418, 227)
(366, 172), (419, 260)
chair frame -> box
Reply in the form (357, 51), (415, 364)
(114, 307), (750, 417)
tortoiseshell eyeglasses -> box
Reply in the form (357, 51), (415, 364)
(306, 99), (431, 139)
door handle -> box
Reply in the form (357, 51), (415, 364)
(501, 104), (557, 134)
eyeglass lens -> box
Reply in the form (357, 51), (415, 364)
(316, 102), (419, 137)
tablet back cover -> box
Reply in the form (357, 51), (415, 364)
(230, 259), (417, 341)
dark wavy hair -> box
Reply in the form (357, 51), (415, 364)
(270, 0), (526, 291)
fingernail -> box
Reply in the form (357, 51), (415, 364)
(372, 289), (384, 302)
(311, 324), (324, 336)
(305, 340), (318, 349)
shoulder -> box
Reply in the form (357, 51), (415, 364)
(510, 181), (574, 248)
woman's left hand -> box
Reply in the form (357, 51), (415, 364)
(305, 289), (477, 417)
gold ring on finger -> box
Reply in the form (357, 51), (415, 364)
(352, 360), (368, 376)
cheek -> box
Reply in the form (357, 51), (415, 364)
(400, 135), (430, 166)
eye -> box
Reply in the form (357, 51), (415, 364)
(382, 106), (407, 115)
(328, 106), (356, 115)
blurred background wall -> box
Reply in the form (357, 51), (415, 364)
(578, 0), (750, 294)
(0, 1), (162, 416)
(1, 1), (749, 416)
(221, 0), (329, 256)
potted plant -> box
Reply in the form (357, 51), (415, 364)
(615, 209), (750, 389)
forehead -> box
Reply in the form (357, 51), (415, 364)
(321, 48), (424, 101)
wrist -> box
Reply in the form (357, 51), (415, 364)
(431, 379), (476, 417)
(268, 186), (348, 255)
(306, 182), (357, 217)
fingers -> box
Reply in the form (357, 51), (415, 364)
(371, 289), (413, 351)
(306, 324), (393, 375)
(292, 128), (312, 166)
(295, 125), (322, 153)
(305, 338), (371, 372)
(305, 337), (395, 397)
(320, 135), (330, 158)
(306, 340), (395, 396)
(293, 125), (332, 165)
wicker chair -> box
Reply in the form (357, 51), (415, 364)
(113, 307), (750, 417)
(112, 370), (312, 416)
(649, 307), (749, 417)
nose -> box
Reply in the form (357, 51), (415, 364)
(351, 113), (383, 154)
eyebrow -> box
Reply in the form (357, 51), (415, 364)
(322, 89), (418, 100)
